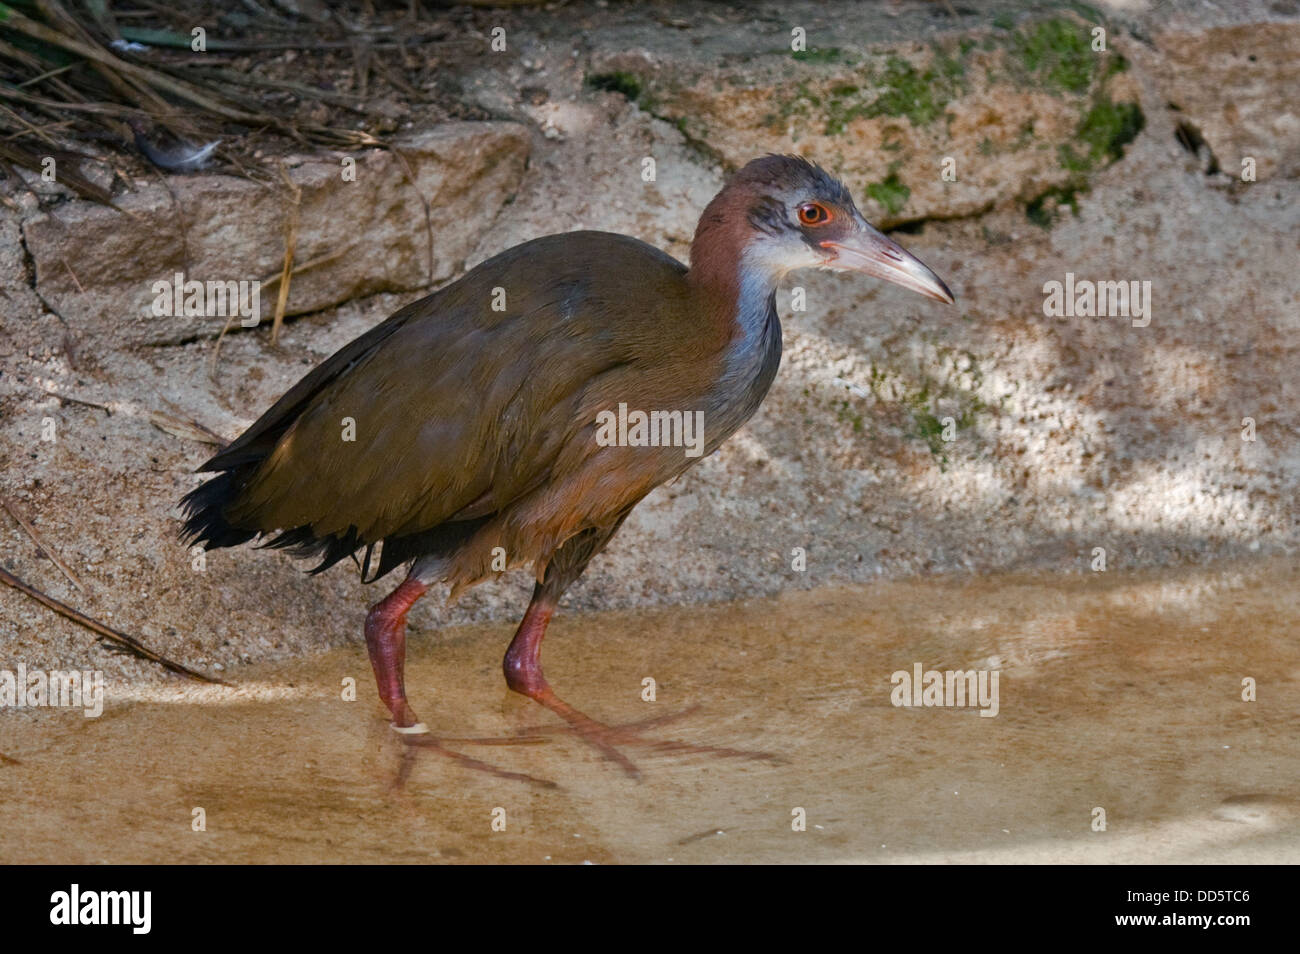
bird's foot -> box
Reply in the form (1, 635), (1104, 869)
(522, 691), (779, 780)
(390, 721), (558, 789)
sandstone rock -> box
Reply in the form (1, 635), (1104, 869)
(589, 12), (1143, 226)
(2, 2), (1297, 688)
(20, 122), (531, 346)
(1149, 19), (1300, 181)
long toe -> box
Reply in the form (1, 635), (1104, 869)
(396, 731), (558, 789)
(524, 692), (778, 777)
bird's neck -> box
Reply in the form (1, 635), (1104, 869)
(687, 215), (784, 443)
(687, 200), (784, 346)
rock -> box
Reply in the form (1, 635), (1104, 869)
(589, 12), (1143, 226)
(21, 122), (531, 346)
(2, 1), (1298, 688)
(1149, 19), (1300, 181)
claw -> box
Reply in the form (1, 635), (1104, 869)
(390, 721), (429, 735)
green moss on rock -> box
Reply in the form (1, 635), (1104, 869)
(1026, 184), (1081, 228)
(1009, 17), (1096, 94)
(1065, 96), (1145, 169)
(867, 54), (965, 126)
(792, 47), (853, 64)
(586, 72), (643, 100)
(1030, 92), (1143, 226)
(862, 359), (988, 468)
(866, 173), (911, 217)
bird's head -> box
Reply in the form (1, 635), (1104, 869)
(692, 154), (955, 305)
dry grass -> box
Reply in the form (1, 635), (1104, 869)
(0, 0), (490, 201)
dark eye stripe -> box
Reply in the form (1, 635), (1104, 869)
(747, 196), (788, 236)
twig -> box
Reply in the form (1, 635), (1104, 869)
(0, 84), (141, 119)
(145, 163), (189, 272)
(0, 118), (77, 142)
(271, 160), (301, 345)
(0, 493), (85, 592)
(0, 565), (226, 684)
(14, 63), (77, 88)
(61, 330), (79, 370)
(0, 101), (62, 147)
(117, 27), (428, 52)
(0, 140), (114, 204)
(0, 35), (89, 105)
(389, 147), (434, 286)
(208, 243), (354, 376)
(175, 65), (370, 114)
(146, 409), (226, 446)
(1, 4), (284, 132)
(351, 39), (372, 102)
(40, 387), (109, 413)
(34, 0), (179, 133)
(297, 125), (385, 149)
(82, 0), (124, 45)
(40, 386), (225, 445)
(371, 49), (425, 102)
(60, 257), (85, 293)
(262, 243), (353, 293)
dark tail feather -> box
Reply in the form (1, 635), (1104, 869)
(181, 467), (377, 575)
(262, 524), (365, 576)
(181, 469), (485, 584)
(179, 471), (259, 550)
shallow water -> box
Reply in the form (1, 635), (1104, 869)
(3, 559), (1298, 863)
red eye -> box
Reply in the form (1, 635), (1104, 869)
(797, 202), (831, 226)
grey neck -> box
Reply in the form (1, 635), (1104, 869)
(703, 261), (784, 453)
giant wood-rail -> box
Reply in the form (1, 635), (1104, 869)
(182, 155), (954, 779)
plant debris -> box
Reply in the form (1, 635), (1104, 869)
(0, 564), (226, 683)
(0, 0), (495, 203)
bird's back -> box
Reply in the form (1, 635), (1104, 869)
(182, 231), (729, 582)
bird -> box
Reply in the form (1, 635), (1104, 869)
(181, 154), (954, 778)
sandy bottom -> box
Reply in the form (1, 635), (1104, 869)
(2, 559), (1297, 864)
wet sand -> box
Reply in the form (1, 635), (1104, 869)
(2, 559), (1297, 864)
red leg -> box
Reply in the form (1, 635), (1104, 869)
(364, 576), (558, 789)
(502, 592), (556, 698)
(504, 589), (655, 778)
(503, 585), (780, 778)
(364, 576), (428, 728)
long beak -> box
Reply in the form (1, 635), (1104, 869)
(821, 228), (955, 304)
